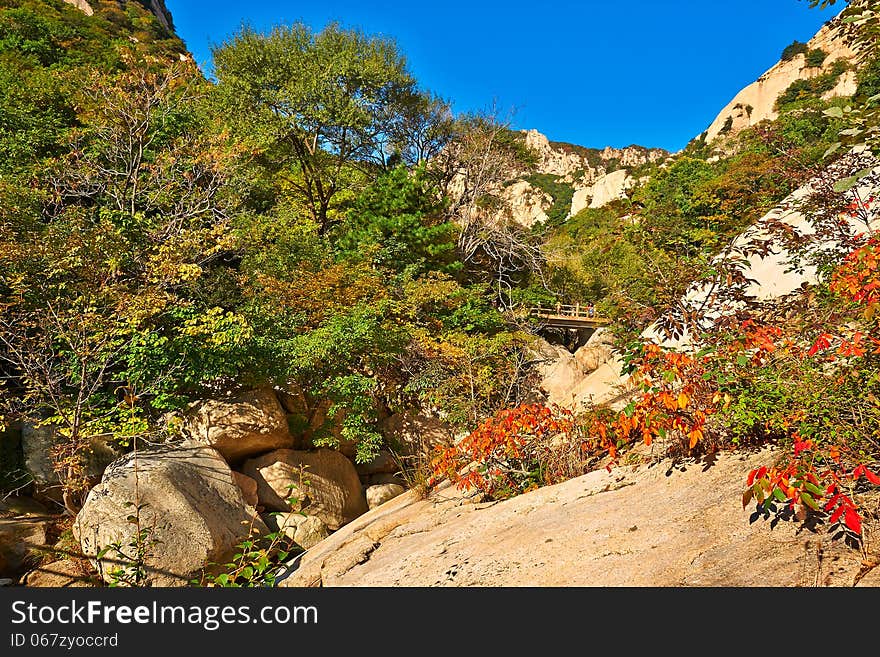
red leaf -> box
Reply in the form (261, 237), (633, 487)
(864, 469), (880, 486)
(824, 493), (841, 512)
(829, 504), (845, 525)
(747, 469), (757, 487)
(807, 333), (833, 357)
(844, 508), (862, 535)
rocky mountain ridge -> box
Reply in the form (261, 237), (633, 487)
(63, 0), (174, 32)
(699, 15), (859, 145)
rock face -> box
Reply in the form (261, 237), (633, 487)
(62, 1), (174, 31)
(278, 447), (877, 587)
(25, 559), (99, 588)
(0, 518), (48, 579)
(467, 129), (668, 229)
(62, 0), (93, 15)
(588, 169), (634, 209)
(182, 388), (294, 464)
(523, 129), (666, 182)
(700, 18), (858, 144)
(500, 180), (551, 228)
(241, 449), (368, 530)
(567, 169), (636, 217)
(643, 151), (880, 349)
(74, 446), (264, 586)
(379, 411), (455, 456)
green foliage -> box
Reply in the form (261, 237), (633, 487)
(781, 39), (809, 61)
(211, 20), (436, 232)
(523, 173), (575, 229)
(776, 60), (849, 109)
(805, 47), (828, 67)
(335, 165), (459, 277)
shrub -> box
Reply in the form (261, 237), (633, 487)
(781, 40), (809, 61)
(805, 48), (828, 68)
(429, 403), (587, 499)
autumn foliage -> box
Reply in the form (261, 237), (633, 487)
(430, 403), (586, 499)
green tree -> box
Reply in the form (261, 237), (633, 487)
(211, 21), (434, 233)
(335, 165), (458, 277)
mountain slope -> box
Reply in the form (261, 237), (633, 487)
(699, 16), (858, 145)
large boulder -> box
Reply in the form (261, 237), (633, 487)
(74, 446), (265, 587)
(574, 328), (615, 373)
(241, 449), (368, 530)
(182, 388), (294, 464)
(527, 337), (587, 408)
(366, 484), (406, 510)
(273, 513), (330, 550)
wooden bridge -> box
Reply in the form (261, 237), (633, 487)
(528, 304), (611, 329)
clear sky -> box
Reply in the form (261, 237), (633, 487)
(164, 1), (844, 153)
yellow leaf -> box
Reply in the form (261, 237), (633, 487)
(678, 392), (689, 410)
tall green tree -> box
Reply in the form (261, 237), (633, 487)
(211, 21), (438, 233)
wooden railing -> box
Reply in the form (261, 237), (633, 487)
(529, 303), (604, 320)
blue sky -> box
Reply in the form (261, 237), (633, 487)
(164, 1), (843, 153)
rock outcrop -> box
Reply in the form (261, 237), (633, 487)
(568, 169), (635, 217)
(75, 446), (264, 586)
(499, 179), (551, 228)
(278, 446), (878, 587)
(700, 18), (859, 145)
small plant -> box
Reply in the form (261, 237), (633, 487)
(196, 467), (312, 587)
(781, 40), (809, 62)
(96, 501), (160, 587)
(198, 517), (300, 588)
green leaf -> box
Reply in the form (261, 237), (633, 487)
(833, 175), (860, 193)
(623, 402), (635, 418)
(801, 491), (820, 511)
(824, 106), (844, 118)
(803, 482), (823, 496)
(736, 354), (749, 367)
(772, 487), (787, 503)
(823, 142), (842, 159)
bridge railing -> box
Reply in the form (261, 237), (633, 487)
(528, 304), (606, 321)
